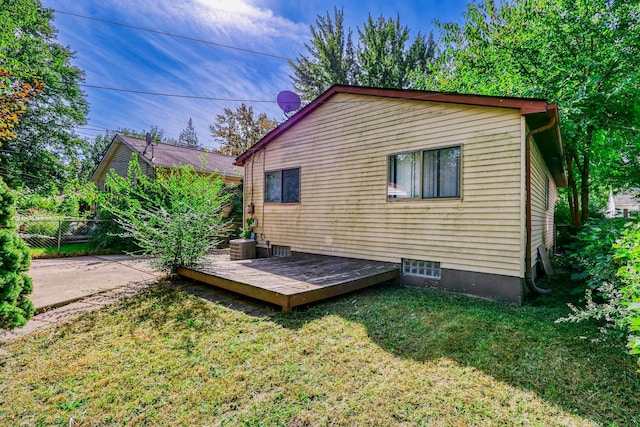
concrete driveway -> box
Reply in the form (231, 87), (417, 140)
(29, 255), (164, 311)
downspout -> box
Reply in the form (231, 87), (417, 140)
(525, 115), (557, 295)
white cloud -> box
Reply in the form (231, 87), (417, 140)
(110, 0), (308, 46)
(43, 0), (309, 147)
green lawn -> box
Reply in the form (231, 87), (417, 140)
(30, 242), (118, 259)
(1, 279), (638, 426)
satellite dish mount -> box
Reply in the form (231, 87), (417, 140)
(277, 90), (301, 118)
(142, 132), (157, 160)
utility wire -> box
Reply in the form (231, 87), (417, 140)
(79, 84), (276, 103)
(52, 9), (295, 62)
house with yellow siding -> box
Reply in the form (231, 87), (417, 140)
(235, 85), (566, 304)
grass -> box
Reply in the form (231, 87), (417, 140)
(1, 279), (639, 426)
(30, 242), (119, 259)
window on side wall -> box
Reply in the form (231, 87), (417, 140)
(545, 176), (550, 210)
(265, 168), (300, 203)
(388, 146), (461, 199)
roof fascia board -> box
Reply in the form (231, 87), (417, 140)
(234, 85), (555, 166)
(90, 134), (154, 182)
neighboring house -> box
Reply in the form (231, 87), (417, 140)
(607, 189), (640, 218)
(91, 133), (243, 189)
(234, 85), (567, 304)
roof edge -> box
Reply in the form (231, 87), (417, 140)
(235, 85), (556, 166)
(90, 134), (154, 183)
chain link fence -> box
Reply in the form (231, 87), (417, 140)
(18, 218), (108, 253)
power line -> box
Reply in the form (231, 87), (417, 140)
(52, 9), (295, 62)
(80, 84), (276, 103)
(78, 125), (111, 131)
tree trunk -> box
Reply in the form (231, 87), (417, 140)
(580, 126), (594, 223)
(580, 150), (590, 222)
(566, 155), (581, 228)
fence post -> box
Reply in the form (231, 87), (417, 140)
(57, 219), (62, 255)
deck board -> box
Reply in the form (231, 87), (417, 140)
(177, 252), (399, 313)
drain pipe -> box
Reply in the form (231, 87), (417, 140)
(525, 115), (557, 295)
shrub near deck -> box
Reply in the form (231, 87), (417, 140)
(0, 282), (638, 425)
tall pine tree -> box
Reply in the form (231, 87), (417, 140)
(289, 8), (436, 99)
(178, 118), (200, 147)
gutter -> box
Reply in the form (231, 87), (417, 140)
(525, 115), (557, 295)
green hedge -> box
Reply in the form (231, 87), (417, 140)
(559, 218), (640, 368)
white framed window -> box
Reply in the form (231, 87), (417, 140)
(388, 146), (461, 199)
(402, 259), (441, 279)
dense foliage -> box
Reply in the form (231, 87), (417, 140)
(1, 0), (89, 192)
(100, 155), (232, 273)
(0, 178), (33, 330)
(210, 104), (278, 156)
(290, 8), (436, 99)
(420, 0), (640, 228)
(0, 68), (43, 142)
(558, 218), (640, 367)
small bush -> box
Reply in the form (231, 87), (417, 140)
(89, 211), (138, 253)
(21, 218), (59, 237)
(558, 218), (640, 368)
(100, 155), (232, 273)
(0, 178), (34, 330)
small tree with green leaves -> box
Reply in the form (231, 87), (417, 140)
(558, 218), (640, 369)
(210, 103), (278, 156)
(0, 177), (34, 330)
(100, 155), (232, 273)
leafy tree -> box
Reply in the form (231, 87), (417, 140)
(77, 131), (117, 182)
(0, 0), (89, 192)
(210, 104), (278, 156)
(178, 118), (200, 147)
(0, 68), (43, 142)
(557, 218), (640, 368)
(100, 155), (232, 273)
(289, 7), (358, 100)
(419, 0), (640, 228)
(357, 15), (435, 89)
(119, 126), (174, 144)
(0, 177), (34, 330)
(290, 8), (436, 99)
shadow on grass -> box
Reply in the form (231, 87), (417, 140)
(265, 276), (639, 426)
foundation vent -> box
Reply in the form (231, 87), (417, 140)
(272, 245), (291, 257)
(402, 259), (441, 279)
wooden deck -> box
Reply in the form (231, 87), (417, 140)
(177, 253), (399, 313)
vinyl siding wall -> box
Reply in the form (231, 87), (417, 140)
(94, 144), (154, 190)
(245, 93), (526, 278)
(530, 138), (558, 271)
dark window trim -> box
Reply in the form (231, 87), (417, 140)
(264, 167), (300, 204)
(545, 175), (550, 210)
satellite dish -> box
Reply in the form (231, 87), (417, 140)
(277, 90), (301, 114)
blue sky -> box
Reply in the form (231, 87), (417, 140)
(41, 0), (469, 149)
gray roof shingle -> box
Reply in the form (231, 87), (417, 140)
(118, 134), (242, 178)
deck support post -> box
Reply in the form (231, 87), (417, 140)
(282, 298), (292, 314)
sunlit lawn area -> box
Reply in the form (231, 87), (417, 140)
(1, 278), (638, 426)
(30, 243), (118, 259)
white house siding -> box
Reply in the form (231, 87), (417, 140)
(530, 139), (557, 271)
(245, 93), (525, 278)
(95, 143), (154, 190)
